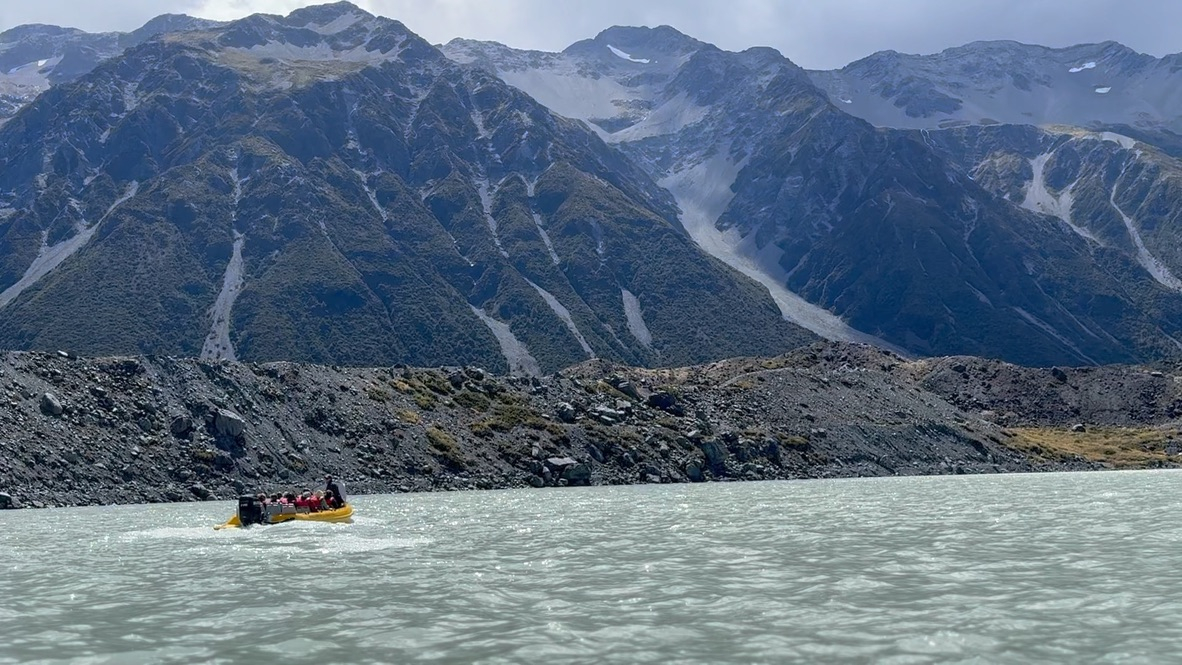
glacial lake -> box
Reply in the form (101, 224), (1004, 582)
(2, 470), (1181, 663)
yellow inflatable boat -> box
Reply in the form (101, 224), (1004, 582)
(215, 496), (353, 530)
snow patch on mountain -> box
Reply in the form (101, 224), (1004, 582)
(660, 153), (899, 350)
(232, 40), (404, 64)
(1099, 132), (1136, 149)
(0, 55), (61, 100)
(607, 45), (650, 64)
(470, 305), (541, 377)
(1069, 62), (1097, 73)
(1095, 86), (1112, 94)
(0, 181), (138, 310)
(620, 288), (653, 348)
(305, 11), (365, 35)
(526, 279), (595, 358)
(499, 68), (638, 124)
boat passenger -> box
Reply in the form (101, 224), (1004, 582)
(325, 490), (340, 510)
(312, 491), (327, 512)
(324, 475), (347, 506)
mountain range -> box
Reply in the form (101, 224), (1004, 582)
(3, 2), (1182, 371)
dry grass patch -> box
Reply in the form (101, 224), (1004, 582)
(426, 424), (465, 467)
(1006, 427), (1181, 469)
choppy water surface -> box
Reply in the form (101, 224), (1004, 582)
(3, 471), (1182, 664)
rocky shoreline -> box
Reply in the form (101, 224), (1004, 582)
(2, 342), (1179, 510)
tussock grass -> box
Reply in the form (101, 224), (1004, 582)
(426, 425), (465, 467)
(1006, 427), (1181, 468)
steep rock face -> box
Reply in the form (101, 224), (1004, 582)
(445, 30), (1182, 365)
(0, 5), (812, 373)
(928, 125), (1182, 337)
(446, 29), (901, 349)
(810, 41), (1182, 132)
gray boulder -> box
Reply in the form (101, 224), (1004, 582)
(556, 402), (578, 423)
(685, 461), (705, 482)
(647, 391), (680, 412)
(189, 484), (211, 499)
(40, 393), (64, 416)
(564, 463), (592, 486)
(589, 405), (625, 424)
(214, 409), (247, 438)
(699, 439), (728, 474)
(0, 492), (15, 509)
(169, 415), (194, 437)
(607, 375), (641, 400)
(545, 456), (578, 471)
(212, 451), (234, 471)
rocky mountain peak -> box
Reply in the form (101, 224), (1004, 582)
(563, 25), (704, 64)
(283, 1), (374, 30)
(812, 38), (1181, 131)
(0, 24), (87, 42)
(128, 14), (224, 42)
(184, 4), (439, 82)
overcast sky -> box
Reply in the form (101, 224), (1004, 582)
(1, 0), (1178, 69)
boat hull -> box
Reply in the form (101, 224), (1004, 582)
(214, 504), (353, 530)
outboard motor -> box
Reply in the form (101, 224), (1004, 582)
(237, 495), (265, 526)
